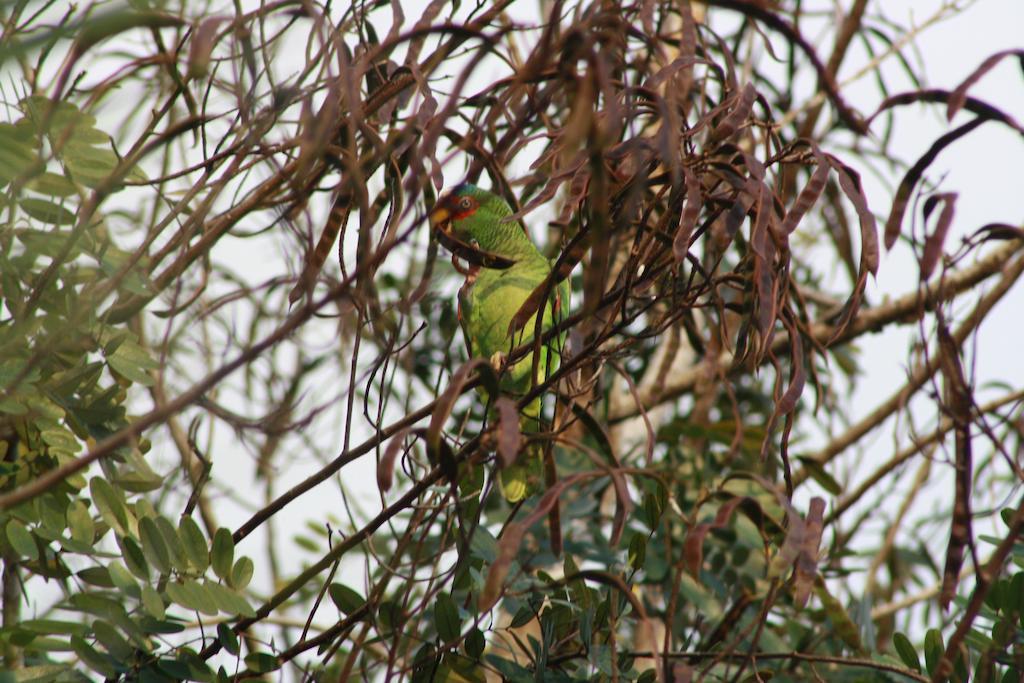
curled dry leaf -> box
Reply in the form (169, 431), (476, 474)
(883, 118), (985, 250)
(672, 167), (702, 263)
(750, 183), (777, 349)
(187, 16), (229, 79)
(919, 192), (957, 281)
(608, 468), (633, 547)
(479, 522), (524, 612)
(937, 321), (974, 611)
(494, 397), (521, 469)
(792, 497), (825, 609)
(947, 49), (1024, 122)
(377, 429), (410, 493)
(775, 313), (806, 417)
(683, 497), (746, 579)
(288, 194), (352, 305)
(710, 82), (756, 141)
(780, 147), (828, 236)
(426, 359), (489, 459)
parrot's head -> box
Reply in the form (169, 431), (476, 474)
(429, 184), (513, 247)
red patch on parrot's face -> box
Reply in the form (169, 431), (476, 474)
(450, 193), (479, 221)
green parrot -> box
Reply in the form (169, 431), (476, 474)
(429, 184), (570, 502)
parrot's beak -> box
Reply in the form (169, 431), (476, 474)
(428, 205), (452, 232)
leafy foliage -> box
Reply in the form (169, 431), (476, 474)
(0, 1), (1022, 682)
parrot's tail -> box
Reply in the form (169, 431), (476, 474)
(498, 397), (545, 503)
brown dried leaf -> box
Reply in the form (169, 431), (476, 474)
(947, 49), (1024, 121)
(672, 167), (702, 262)
(792, 497), (825, 608)
(480, 521), (525, 612)
(710, 82), (756, 141)
(829, 158), (878, 276)
(509, 152), (586, 222)
(642, 55), (703, 91)
(435, 227), (516, 270)
(938, 321), (974, 611)
(919, 192), (957, 281)
(508, 227), (584, 334)
(683, 497), (745, 579)
(781, 149), (828, 236)
(750, 183), (777, 346)
(883, 118), (985, 250)
(969, 223), (1024, 243)
(187, 16), (229, 79)
(427, 359), (489, 459)
(289, 194), (352, 305)
(481, 475), (592, 611)
(608, 469), (634, 547)
(775, 313), (806, 416)
(494, 397), (522, 469)
(378, 429), (410, 493)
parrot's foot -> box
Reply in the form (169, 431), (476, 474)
(489, 351), (506, 372)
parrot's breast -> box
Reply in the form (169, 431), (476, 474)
(460, 259), (560, 395)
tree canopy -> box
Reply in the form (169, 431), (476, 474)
(0, 1), (1022, 681)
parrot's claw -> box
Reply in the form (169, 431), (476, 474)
(489, 351), (506, 371)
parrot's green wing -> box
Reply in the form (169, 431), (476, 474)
(461, 257), (567, 501)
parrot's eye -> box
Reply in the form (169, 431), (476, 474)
(458, 196), (474, 211)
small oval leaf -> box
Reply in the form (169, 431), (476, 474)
(210, 528), (234, 580)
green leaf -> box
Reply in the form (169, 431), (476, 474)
(814, 581), (865, 655)
(39, 425), (81, 454)
(71, 634), (116, 678)
(210, 527), (234, 580)
(114, 450), (164, 492)
(105, 337), (157, 386)
(244, 652), (279, 674)
(892, 631), (921, 672)
(154, 515), (189, 572)
(178, 516), (209, 572)
(628, 533), (647, 572)
(230, 556), (253, 590)
(77, 567), (114, 588)
(18, 619), (91, 636)
(138, 516), (171, 576)
(796, 456), (842, 495)
(90, 476), (128, 535)
(0, 123), (37, 185)
(91, 619), (133, 660)
(107, 561), (140, 598)
(203, 580), (254, 618)
(116, 534), (150, 581)
(485, 654), (532, 679)
(924, 628), (944, 675)
(165, 580), (198, 613)
(19, 197), (76, 225)
(5, 665), (72, 683)
(140, 584), (165, 620)
(469, 526), (498, 564)
(183, 580), (219, 616)
(465, 627), (485, 659)
(435, 593), (461, 642)
(217, 623), (239, 656)
(6, 519), (38, 560)
(25, 171), (78, 197)
(328, 583), (364, 615)
(66, 501), (95, 545)
(63, 145), (119, 188)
